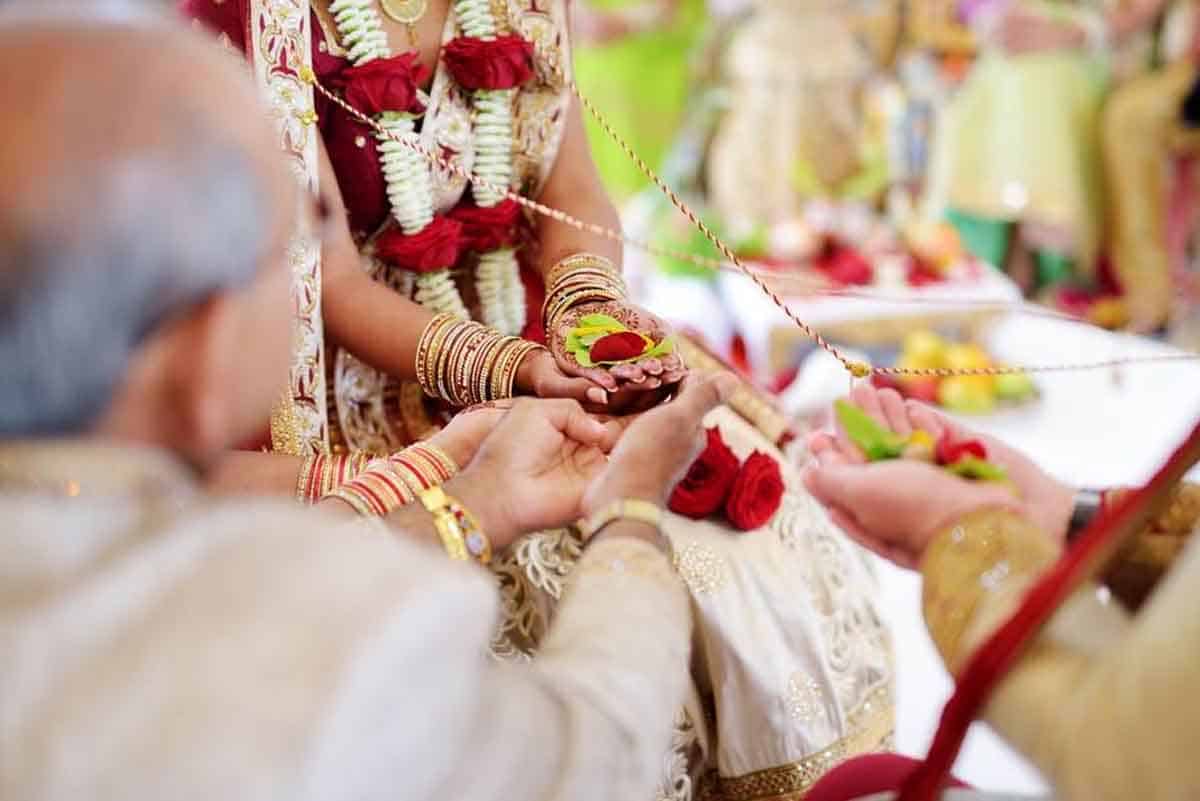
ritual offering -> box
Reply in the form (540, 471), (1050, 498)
(834, 400), (1009, 483)
(564, 313), (675, 368)
(668, 427), (786, 530)
(872, 330), (1036, 414)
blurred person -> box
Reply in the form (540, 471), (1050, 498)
(0, 10), (738, 799)
(798, 384), (1199, 801)
(923, 0), (1166, 299)
(1103, 0), (1200, 333)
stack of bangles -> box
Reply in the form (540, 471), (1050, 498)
(541, 253), (627, 334)
(416, 313), (545, 406)
(296, 452), (374, 505)
(324, 444), (493, 565)
(323, 442), (458, 518)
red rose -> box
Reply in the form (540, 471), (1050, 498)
(590, 331), (649, 363)
(448, 198), (522, 251)
(442, 35), (535, 91)
(336, 52), (429, 116)
(725, 451), (785, 531)
(374, 215), (463, 273)
(935, 433), (987, 466)
(669, 427), (741, 519)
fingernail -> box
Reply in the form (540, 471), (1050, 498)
(587, 388), (608, 405)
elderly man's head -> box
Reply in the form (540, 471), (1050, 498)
(0, 7), (297, 461)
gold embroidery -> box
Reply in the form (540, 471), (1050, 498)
(252, 0), (328, 455)
(701, 686), (894, 801)
(786, 673), (827, 726)
(921, 509), (1060, 671)
(673, 541), (727, 595)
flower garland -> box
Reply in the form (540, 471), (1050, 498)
(446, 0), (530, 335)
(329, 0), (536, 331)
(330, 0), (469, 319)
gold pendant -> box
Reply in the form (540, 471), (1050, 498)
(379, 0), (428, 25)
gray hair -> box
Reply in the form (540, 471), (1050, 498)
(0, 136), (271, 436)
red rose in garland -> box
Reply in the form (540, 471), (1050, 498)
(669, 427), (741, 519)
(725, 452), (785, 531)
(335, 52), (429, 116)
(374, 215), (463, 273)
(449, 198), (522, 251)
(442, 35), (536, 91)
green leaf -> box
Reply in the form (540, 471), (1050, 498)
(577, 313), (626, 330)
(944, 457), (1009, 482)
(833, 400), (907, 461)
(643, 336), (676, 358)
(578, 331), (609, 347)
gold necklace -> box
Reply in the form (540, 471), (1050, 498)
(379, 0), (428, 45)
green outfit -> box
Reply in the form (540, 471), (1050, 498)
(924, 6), (1111, 281)
(573, 0), (708, 201)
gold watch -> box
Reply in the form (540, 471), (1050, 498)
(418, 486), (492, 564)
(578, 499), (671, 555)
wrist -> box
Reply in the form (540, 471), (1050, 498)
(513, 348), (546, 396)
(591, 519), (669, 554)
(444, 472), (516, 547)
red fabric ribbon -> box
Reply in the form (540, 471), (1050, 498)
(374, 215), (463, 273)
(442, 34), (536, 91)
(448, 199), (522, 251)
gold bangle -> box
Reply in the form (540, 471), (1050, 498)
(296, 454), (318, 504)
(419, 485), (492, 564)
(416, 313), (456, 398)
(578, 498), (665, 540)
(546, 253), (621, 288)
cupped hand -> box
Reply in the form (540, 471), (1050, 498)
(549, 299), (688, 403)
(514, 348), (611, 408)
(803, 384), (1074, 567)
(451, 398), (623, 548)
(582, 371), (737, 517)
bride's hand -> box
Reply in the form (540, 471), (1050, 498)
(548, 299), (688, 410)
(425, 401), (514, 469)
(515, 348), (612, 407)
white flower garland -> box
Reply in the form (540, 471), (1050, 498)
(330, 0), (469, 319)
(455, 0), (525, 335)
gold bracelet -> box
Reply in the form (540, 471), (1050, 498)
(578, 498), (665, 539)
(419, 485), (493, 564)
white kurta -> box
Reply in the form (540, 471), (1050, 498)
(0, 442), (692, 801)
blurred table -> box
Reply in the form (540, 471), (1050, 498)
(718, 267), (1024, 377)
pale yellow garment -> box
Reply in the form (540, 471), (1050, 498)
(1103, 60), (1196, 331)
(0, 441), (691, 801)
(919, 506), (1200, 801)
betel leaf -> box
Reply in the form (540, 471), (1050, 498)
(577, 313), (626, 330)
(643, 336), (676, 359)
(944, 457), (1009, 483)
(833, 400), (907, 462)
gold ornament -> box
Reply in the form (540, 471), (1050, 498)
(379, 0), (427, 44)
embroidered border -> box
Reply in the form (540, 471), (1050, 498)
(699, 685), (894, 801)
(251, 0), (329, 455)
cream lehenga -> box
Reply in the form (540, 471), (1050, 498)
(199, 2), (894, 797)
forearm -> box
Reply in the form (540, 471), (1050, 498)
(441, 535), (691, 800)
(323, 265), (434, 381)
(204, 451), (304, 497)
